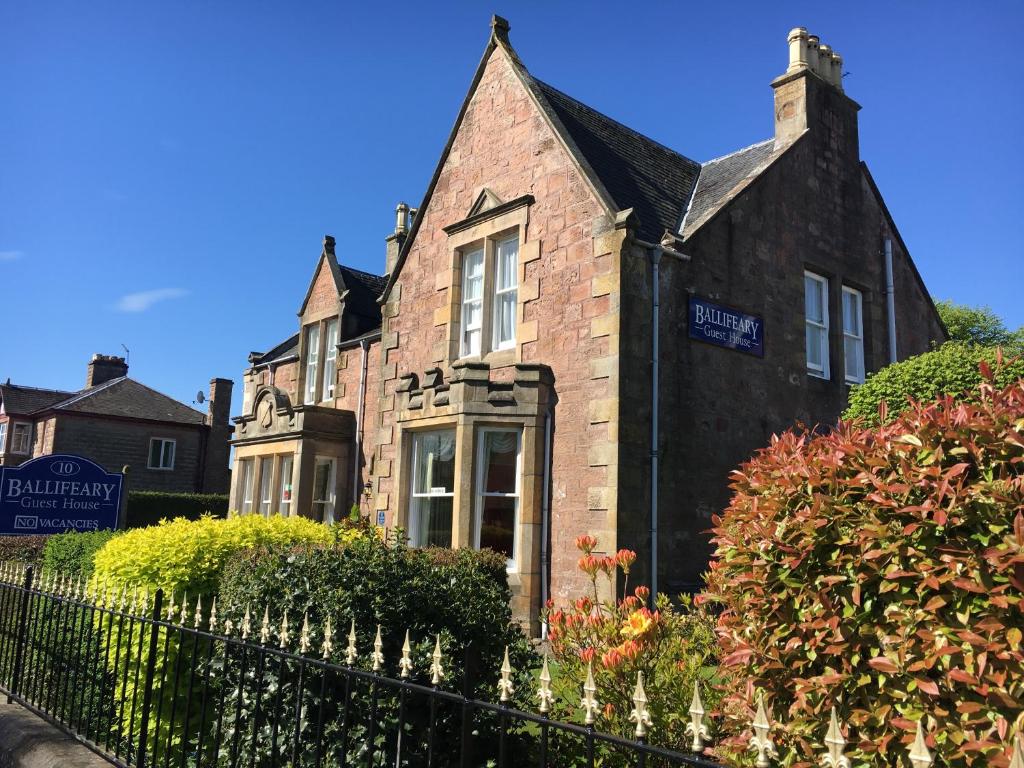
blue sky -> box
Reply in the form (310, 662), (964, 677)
(2, 1), (1022, 419)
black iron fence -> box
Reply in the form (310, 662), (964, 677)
(0, 565), (724, 768)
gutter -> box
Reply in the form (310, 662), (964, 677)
(351, 339), (370, 507)
(540, 405), (553, 638)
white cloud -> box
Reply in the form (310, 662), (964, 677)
(115, 287), (189, 313)
(0, 250), (23, 261)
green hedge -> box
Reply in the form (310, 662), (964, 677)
(41, 530), (120, 580)
(0, 535), (49, 564)
(125, 490), (228, 528)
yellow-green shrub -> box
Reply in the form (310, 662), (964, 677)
(91, 514), (353, 756)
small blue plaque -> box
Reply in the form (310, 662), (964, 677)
(376, 511), (386, 526)
(0, 454), (123, 535)
(688, 297), (764, 357)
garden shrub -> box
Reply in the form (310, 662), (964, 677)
(42, 530), (119, 580)
(545, 535), (719, 756)
(0, 535), (49, 564)
(706, 373), (1024, 767)
(844, 342), (1024, 426)
(213, 534), (537, 766)
(91, 514), (344, 756)
(125, 490), (228, 528)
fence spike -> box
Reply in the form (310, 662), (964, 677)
(399, 630), (413, 678)
(223, 616), (235, 636)
(687, 683), (711, 753)
(208, 597), (218, 632)
(260, 605), (271, 644)
(74, 575), (83, 601)
(241, 603), (252, 640)
(1010, 734), (1024, 768)
(430, 635), (445, 685)
(822, 707), (850, 768)
(321, 616), (334, 660)
(194, 595), (203, 629)
(580, 660), (599, 726)
(749, 694), (778, 768)
(102, 578), (111, 609)
(166, 590), (177, 623)
(89, 576), (99, 605)
(141, 587), (150, 614)
(372, 624), (384, 671)
(179, 591), (189, 625)
(908, 719), (933, 768)
(497, 646), (515, 702)
(346, 618), (358, 666)
(118, 584), (127, 610)
(537, 653), (554, 714)
(279, 611), (291, 649)
(299, 613), (311, 654)
(630, 671), (653, 739)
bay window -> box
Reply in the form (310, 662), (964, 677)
(278, 455), (293, 516)
(474, 428), (521, 569)
(458, 234), (518, 358)
(804, 271), (830, 379)
(258, 457), (274, 516)
(409, 430), (456, 548)
(842, 287), (865, 384)
(239, 459), (255, 514)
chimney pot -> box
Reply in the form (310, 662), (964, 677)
(831, 52), (844, 90)
(807, 34), (820, 74)
(817, 43), (832, 79)
(395, 202), (410, 236)
(787, 27), (809, 73)
(86, 354), (128, 388)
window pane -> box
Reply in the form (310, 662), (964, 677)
(414, 431), (456, 494)
(482, 431), (518, 493)
(0, 423), (6, 451)
(495, 292), (516, 347)
(259, 458), (273, 515)
(164, 441), (175, 469)
(313, 459), (335, 522)
(496, 238), (518, 291)
(241, 460), (254, 512)
(843, 290), (861, 336)
(479, 496), (515, 558)
(150, 440), (162, 468)
(805, 276), (823, 323)
(278, 456), (293, 515)
(806, 326), (823, 368)
(845, 338), (863, 381)
(463, 249), (484, 298)
(412, 496), (453, 548)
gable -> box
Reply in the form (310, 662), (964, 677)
(298, 253), (343, 320)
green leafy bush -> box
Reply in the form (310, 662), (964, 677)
(125, 490), (228, 528)
(706, 374), (1024, 767)
(213, 534), (536, 766)
(42, 530), (119, 580)
(0, 535), (50, 564)
(91, 514), (342, 753)
(844, 342), (1024, 426)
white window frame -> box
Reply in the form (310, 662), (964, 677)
(408, 429), (456, 548)
(804, 271), (830, 379)
(147, 437), (176, 470)
(278, 455), (294, 516)
(322, 318), (339, 401)
(240, 459), (255, 514)
(258, 456), (274, 516)
(842, 286), (865, 384)
(473, 427), (521, 571)
(304, 323), (320, 405)
(460, 247), (485, 358)
(491, 236), (519, 351)
(311, 456), (337, 524)
(0, 422), (7, 454)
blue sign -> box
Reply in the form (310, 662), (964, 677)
(688, 297), (764, 357)
(376, 511), (386, 527)
(0, 455), (122, 535)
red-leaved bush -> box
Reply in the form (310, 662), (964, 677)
(705, 371), (1024, 767)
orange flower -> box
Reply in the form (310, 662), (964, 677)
(578, 554), (601, 578)
(580, 647), (596, 664)
(575, 534), (598, 554)
(601, 647), (624, 669)
(574, 596), (593, 613)
(616, 549), (637, 573)
(619, 639), (641, 660)
(621, 609), (653, 639)
(634, 585), (650, 602)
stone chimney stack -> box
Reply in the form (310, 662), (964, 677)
(85, 354), (128, 388)
(206, 377), (233, 427)
(201, 377), (234, 494)
(772, 27), (860, 161)
(384, 202), (413, 276)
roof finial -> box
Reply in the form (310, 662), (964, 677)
(323, 235), (336, 256)
(491, 15), (510, 42)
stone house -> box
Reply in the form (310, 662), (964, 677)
(0, 355), (233, 494)
(230, 19), (946, 632)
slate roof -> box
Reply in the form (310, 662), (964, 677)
(339, 266), (387, 325)
(0, 383), (76, 416)
(1, 377), (206, 425)
(530, 79), (701, 243)
(680, 138), (793, 238)
(50, 378), (207, 424)
(251, 333), (300, 367)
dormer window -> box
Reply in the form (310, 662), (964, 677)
(458, 234), (519, 359)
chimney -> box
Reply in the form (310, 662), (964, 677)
(85, 354), (128, 388)
(206, 377), (233, 427)
(384, 202), (412, 276)
(772, 27), (859, 155)
(323, 234), (336, 257)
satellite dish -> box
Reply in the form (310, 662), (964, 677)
(196, 391), (206, 404)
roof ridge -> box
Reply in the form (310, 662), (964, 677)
(339, 264), (386, 280)
(531, 77), (698, 166)
(3, 383), (78, 396)
(49, 376), (127, 409)
(701, 137), (774, 167)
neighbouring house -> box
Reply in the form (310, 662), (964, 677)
(0, 354), (233, 494)
(229, 19), (946, 631)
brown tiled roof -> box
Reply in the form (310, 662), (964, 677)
(0, 383), (77, 416)
(50, 377), (207, 425)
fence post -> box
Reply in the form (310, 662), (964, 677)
(135, 588), (164, 768)
(459, 641), (478, 768)
(7, 566), (34, 704)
